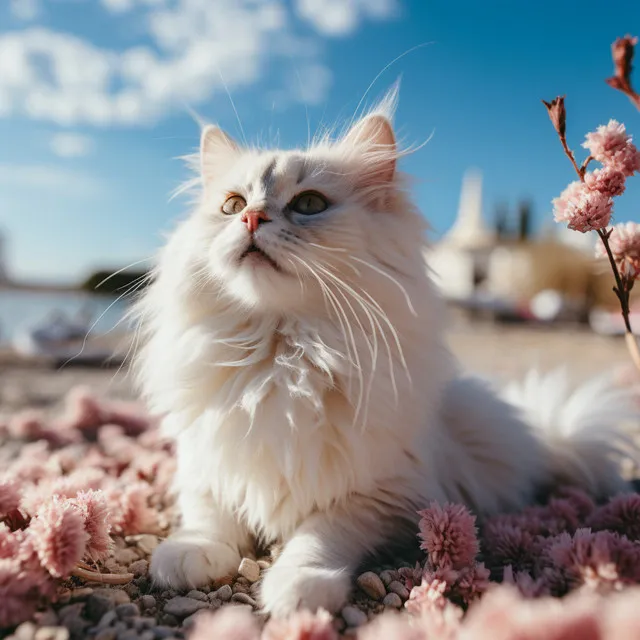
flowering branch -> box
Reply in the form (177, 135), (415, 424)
(543, 95), (640, 371)
(606, 36), (640, 111)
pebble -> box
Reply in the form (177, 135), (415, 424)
(115, 630), (139, 640)
(115, 603), (140, 619)
(139, 595), (156, 610)
(85, 594), (114, 622)
(356, 572), (386, 601)
(214, 585), (233, 602)
(185, 590), (208, 601)
(123, 583), (140, 600)
(238, 558), (261, 583)
(379, 570), (395, 587)
(139, 632), (155, 640)
(256, 559), (271, 570)
(35, 611), (59, 627)
(181, 610), (209, 630)
(128, 559), (149, 577)
(231, 593), (257, 607)
(163, 596), (210, 619)
(34, 628), (69, 640)
(131, 617), (157, 631)
(341, 606), (368, 628)
(94, 589), (131, 605)
(382, 592), (403, 608)
(58, 603), (85, 623)
(152, 626), (178, 638)
(14, 622), (37, 640)
(387, 581), (410, 600)
(94, 631), (117, 640)
(232, 581), (250, 595)
(115, 548), (140, 566)
(96, 611), (118, 630)
(159, 614), (179, 627)
(133, 534), (160, 555)
(69, 588), (93, 601)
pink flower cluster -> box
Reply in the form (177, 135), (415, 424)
(595, 222), (640, 279)
(553, 120), (640, 232)
(0, 388), (174, 628)
(188, 586), (640, 640)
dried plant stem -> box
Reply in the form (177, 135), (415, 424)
(71, 566), (134, 585)
(596, 228), (640, 371)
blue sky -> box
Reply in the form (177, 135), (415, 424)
(1, 0), (640, 283)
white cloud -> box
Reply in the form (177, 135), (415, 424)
(294, 0), (397, 36)
(0, 164), (103, 197)
(0, 0), (396, 127)
(50, 132), (94, 158)
(10, 0), (40, 21)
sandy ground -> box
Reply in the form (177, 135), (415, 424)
(0, 314), (633, 414)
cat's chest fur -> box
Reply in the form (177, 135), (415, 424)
(174, 317), (410, 540)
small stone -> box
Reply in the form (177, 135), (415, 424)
(356, 572), (386, 601)
(152, 626), (178, 638)
(387, 581), (410, 600)
(115, 603), (140, 619)
(128, 559), (149, 577)
(231, 593), (257, 607)
(131, 617), (157, 631)
(159, 614), (179, 627)
(69, 588), (93, 601)
(382, 593), (402, 608)
(85, 595), (113, 623)
(208, 599), (221, 611)
(94, 630), (117, 640)
(115, 630), (139, 640)
(15, 622), (37, 640)
(341, 606), (368, 627)
(214, 585), (232, 602)
(139, 595), (156, 610)
(58, 603), (85, 623)
(163, 596), (209, 619)
(185, 590), (208, 601)
(181, 610), (209, 630)
(96, 611), (118, 630)
(256, 560), (271, 570)
(379, 570), (395, 587)
(134, 534), (160, 555)
(237, 558), (260, 583)
(123, 583), (140, 600)
(139, 632), (155, 640)
(35, 611), (59, 627)
(34, 628), (70, 640)
(232, 581), (250, 594)
(93, 589), (131, 605)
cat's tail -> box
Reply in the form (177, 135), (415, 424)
(501, 369), (640, 497)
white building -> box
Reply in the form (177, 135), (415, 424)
(427, 169), (495, 300)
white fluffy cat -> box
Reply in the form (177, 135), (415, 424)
(133, 94), (637, 617)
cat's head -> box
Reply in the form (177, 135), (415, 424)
(185, 100), (426, 313)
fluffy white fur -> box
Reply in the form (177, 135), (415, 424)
(133, 95), (637, 616)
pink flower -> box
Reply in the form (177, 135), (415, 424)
(556, 188), (613, 233)
(454, 562), (491, 604)
(611, 145), (640, 177)
(584, 166), (627, 197)
(189, 607), (261, 640)
(595, 222), (640, 279)
(71, 490), (113, 561)
(418, 503), (479, 570)
(0, 477), (22, 521)
(108, 483), (158, 535)
(263, 608), (337, 640)
(0, 557), (52, 629)
(583, 120), (633, 164)
(502, 566), (550, 598)
(28, 497), (88, 578)
(552, 180), (588, 223)
(587, 493), (640, 541)
(406, 575), (450, 614)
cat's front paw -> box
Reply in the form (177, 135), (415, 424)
(260, 563), (351, 617)
(150, 530), (240, 589)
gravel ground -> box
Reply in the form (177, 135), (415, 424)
(1, 316), (638, 639)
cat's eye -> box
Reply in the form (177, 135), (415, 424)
(222, 194), (246, 215)
(289, 191), (329, 215)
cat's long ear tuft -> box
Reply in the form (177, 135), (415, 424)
(200, 125), (238, 184)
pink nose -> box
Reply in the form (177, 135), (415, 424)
(241, 209), (270, 233)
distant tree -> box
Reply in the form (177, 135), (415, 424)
(80, 270), (150, 296)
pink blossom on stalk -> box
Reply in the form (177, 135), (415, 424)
(28, 497), (88, 578)
(595, 222), (640, 278)
(556, 188), (613, 233)
(584, 166), (627, 197)
(418, 502), (479, 570)
(587, 493), (640, 541)
(406, 576), (449, 614)
(0, 557), (51, 629)
(583, 120), (633, 164)
(263, 608), (338, 640)
(552, 180), (588, 223)
(71, 490), (113, 561)
(108, 482), (158, 535)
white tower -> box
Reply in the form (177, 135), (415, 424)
(442, 169), (494, 249)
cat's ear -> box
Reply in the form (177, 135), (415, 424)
(342, 114), (397, 186)
(200, 125), (238, 184)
